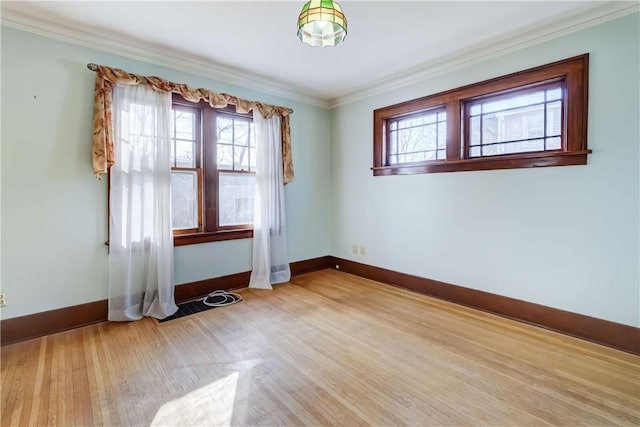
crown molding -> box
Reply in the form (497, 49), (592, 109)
(329, 1), (640, 108)
(2, 2), (637, 111)
(0, 8), (331, 109)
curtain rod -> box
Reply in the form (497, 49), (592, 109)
(86, 63), (294, 114)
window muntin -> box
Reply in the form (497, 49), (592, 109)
(169, 95), (254, 245)
(171, 107), (198, 167)
(387, 108), (447, 164)
(372, 54), (590, 175)
(466, 82), (564, 158)
(216, 112), (256, 228)
(170, 105), (201, 233)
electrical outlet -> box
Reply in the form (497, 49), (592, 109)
(0, 292), (6, 307)
(359, 245), (366, 255)
(352, 244), (358, 254)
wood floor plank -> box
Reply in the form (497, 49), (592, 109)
(1, 269), (638, 426)
(1, 343), (24, 427)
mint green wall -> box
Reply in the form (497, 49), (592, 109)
(1, 27), (331, 319)
(330, 13), (640, 327)
(3, 14), (638, 327)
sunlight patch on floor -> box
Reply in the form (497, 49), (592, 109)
(151, 372), (239, 426)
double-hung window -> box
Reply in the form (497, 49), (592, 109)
(373, 54), (590, 175)
(170, 94), (255, 245)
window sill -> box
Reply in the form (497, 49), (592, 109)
(174, 229), (253, 246)
(372, 150), (592, 176)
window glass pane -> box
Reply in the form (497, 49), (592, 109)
(175, 110), (195, 140)
(469, 146), (481, 157)
(234, 146), (250, 170)
(387, 109), (447, 164)
(398, 112), (437, 129)
(234, 120), (250, 146)
(249, 123), (256, 147)
(482, 103), (544, 142)
(546, 101), (562, 136)
(170, 112), (176, 166)
(514, 138), (545, 153)
(175, 139), (195, 167)
(396, 128), (416, 153)
(469, 116), (481, 146)
(482, 115), (499, 144)
(466, 83), (565, 158)
(395, 130), (413, 154)
(481, 90), (545, 114)
(546, 136), (561, 150)
(437, 150), (446, 160)
(405, 124), (437, 152)
(404, 152), (424, 162)
(389, 131), (398, 155)
(483, 139), (545, 156)
(526, 107), (545, 139)
(482, 144), (502, 156)
(424, 151), (437, 161)
(171, 171), (198, 229)
(546, 87), (562, 101)
(470, 105), (481, 116)
(217, 144), (233, 169)
(219, 172), (255, 226)
(217, 117), (234, 144)
(217, 115), (253, 171)
(437, 121), (447, 149)
(249, 147), (257, 171)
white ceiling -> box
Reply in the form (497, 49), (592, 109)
(2, 1), (637, 106)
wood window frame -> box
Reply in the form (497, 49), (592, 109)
(372, 54), (590, 176)
(172, 94), (254, 246)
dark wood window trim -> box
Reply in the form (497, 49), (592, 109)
(373, 54), (591, 176)
(171, 94), (254, 246)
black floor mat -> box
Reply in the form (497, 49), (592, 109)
(158, 293), (241, 323)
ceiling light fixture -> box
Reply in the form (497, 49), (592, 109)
(297, 0), (347, 47)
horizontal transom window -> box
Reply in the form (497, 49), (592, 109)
(373, 54), (590, 175)
(388, 108), (447, 164)
(466, 82), (563, 158)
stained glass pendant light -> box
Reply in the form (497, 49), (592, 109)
(297, 0), (347, 47)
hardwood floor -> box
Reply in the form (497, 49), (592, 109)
(1, 269), (638, 426)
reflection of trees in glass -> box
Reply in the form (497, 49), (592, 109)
(172, 110), (195, 167)
(216, 114), (256, 225)
(169, 109), (198, 229)
(390, 112), (445, 163)
(217, 116), (254, 171)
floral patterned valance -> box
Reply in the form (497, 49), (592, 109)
(91, 64), (294, 184)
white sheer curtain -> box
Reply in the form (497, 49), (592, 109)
(108, 83), (178, 321)
(249, 113), (291, 289)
